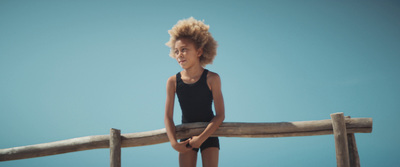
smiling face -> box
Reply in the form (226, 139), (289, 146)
(174, 38), (203, 69)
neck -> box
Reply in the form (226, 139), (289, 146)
(183, 65), (204, 78)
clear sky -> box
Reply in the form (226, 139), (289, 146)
(1, 0), (399, 166)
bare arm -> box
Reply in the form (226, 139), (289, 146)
(189, 72), (225, 148)
(164, 76), (191, 152)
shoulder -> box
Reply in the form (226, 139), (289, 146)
(167, 75), (177, 83)
(207, 70), (221, 86)
(207, 70), (220, 81)
(166, 75), (177, 89)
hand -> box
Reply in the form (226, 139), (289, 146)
(172, 140), (192, 153)
(188, 136), (205, 149)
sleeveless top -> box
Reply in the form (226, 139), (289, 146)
(176, 69), (214, 123)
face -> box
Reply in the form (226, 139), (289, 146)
(174, 38), (203, 69)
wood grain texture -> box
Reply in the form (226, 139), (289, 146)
(0, 117), (372, 161)
(110, 128), (121, 167)
(331, 112), (350, 167)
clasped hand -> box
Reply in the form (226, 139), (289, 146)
(172, 136), (205, 153)
(187, 136), (204, 148)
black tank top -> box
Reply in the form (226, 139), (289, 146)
(176, 69), (214, 123)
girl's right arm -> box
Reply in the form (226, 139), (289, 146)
(164, 76), (191, 153)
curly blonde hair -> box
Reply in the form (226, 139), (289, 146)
(166, 17), (218, 67)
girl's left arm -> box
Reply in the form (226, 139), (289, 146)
(189, 72), (225, 148)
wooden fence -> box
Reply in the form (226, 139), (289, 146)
(0, 112), (372, 167)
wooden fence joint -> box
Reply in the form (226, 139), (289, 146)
(331, 112), (350, 167)
(110, 128), (121, 167)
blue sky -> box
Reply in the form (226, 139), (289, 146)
(1, 0), (399, 166)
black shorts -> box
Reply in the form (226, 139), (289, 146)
(180, 137), (220, 152)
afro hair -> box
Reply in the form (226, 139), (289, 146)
(166, 17), (218, 67)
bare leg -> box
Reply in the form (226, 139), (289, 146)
(201, 147), (219, 167)
(179, 150), (198, 167)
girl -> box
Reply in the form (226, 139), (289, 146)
(164, 17), (225, 167)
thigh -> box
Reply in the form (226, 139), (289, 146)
(179, 150), (198, 167)
(201, 147), (219, 167)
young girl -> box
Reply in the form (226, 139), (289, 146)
(164, 17), (225, 167)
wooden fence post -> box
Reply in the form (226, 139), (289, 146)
(0, 118), (372, 162)
(345, 116), (360, 167)
(110, 128), (121, 167)
(331, 112), (350, 167)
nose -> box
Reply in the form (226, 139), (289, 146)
(177, 51), (184, 58)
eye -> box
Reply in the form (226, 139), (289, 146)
(182, 48), (187, 52)
(174, 50), (179, 55)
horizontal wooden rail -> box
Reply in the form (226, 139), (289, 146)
(0, 117), (372, 161)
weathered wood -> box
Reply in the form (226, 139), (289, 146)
(331, 112), (350, 167)
(347, 133), (360, 167)
(0, 117), (372, 161)
(110, 128), (121, 167)
(0, 135), (109, 161)
(346, 116), (360, 167)
(121, 118), (372, 148)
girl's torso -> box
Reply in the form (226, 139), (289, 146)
(176, 69), (214, 123)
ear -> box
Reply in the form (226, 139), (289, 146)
(197, 48), (203, 57)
